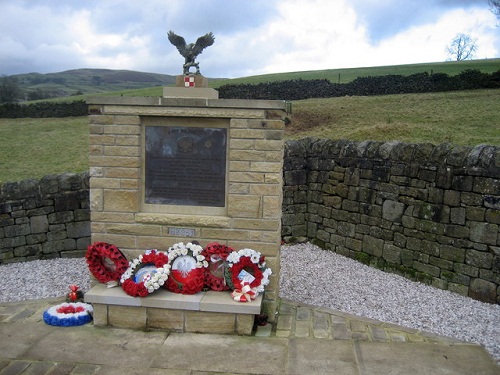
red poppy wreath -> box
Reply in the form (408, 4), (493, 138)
(202, 242), (234, 291)
(85, 242), (129, 284)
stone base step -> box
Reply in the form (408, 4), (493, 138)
(84, 284), (262, 335)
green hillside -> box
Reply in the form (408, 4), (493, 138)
(213, 58), (500, 87)
(89, 58), (500, 98)
(12, 69), (177, 100)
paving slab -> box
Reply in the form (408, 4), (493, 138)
(0, 297), (498, 375)
(23, 325), (168, 368)
(0, 321), (53, 359)
(93, 366), (191, 375)
(152, 333), (287, 374)
(355, 341), (500, 375)
(0, 360), (31, 375)
(45, 362), (77, 375)
(287, 339), (359, 375)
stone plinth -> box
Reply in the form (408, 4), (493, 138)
(175, 74), (209, 87)
(87, 95), (289, 322)
(163, 74), (218, 99)
(163, 87), (218, 99)
(85, 284), (261, 334)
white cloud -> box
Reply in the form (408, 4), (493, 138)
(233, 1), (499, 75)
(62, 9), (154, 70)
(262, 0), (370, 72)
(0, 0), (498, 77)
(372, 8), (498, 64)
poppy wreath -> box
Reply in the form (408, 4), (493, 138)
(225, 248), (272, 302)
(120, 250), (170, 297)
(166, 242), (208, 295)
(202, 242), (234, 291)
(43, 302), (93, 327)
(85, 242), (129, 284)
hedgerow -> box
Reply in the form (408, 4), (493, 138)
(0, 100), (87, 118)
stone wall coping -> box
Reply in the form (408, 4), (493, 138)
(285, 139), (500, 171)
(84, 284), (262, 314)
(86, 95), (290, 111)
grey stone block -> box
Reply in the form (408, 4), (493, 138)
(469, 278), (497, 303)
(470, 222), (498, 245)
(30, 215), (48, 234)
(440, 245), (465, 263)
(66, 221), (90, 239)
(383, 244), (401, 265)
(382, 200), (405, 222)
(466, 249), (493, 269)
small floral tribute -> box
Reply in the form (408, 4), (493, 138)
(166, 242), (208, 294)
(43, 302), (93, 327)
(85, 242), (129, 284)
(66, 284), (84, 302)
(202, 242), (234, 291)
(225, 248), (272, 302)
(120, 250), (170, 297)
(231, 282), (257, 302)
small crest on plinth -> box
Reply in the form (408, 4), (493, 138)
(174, 74), (209, 89)
(184, 76), (195, 87)
(165, 74), (218, 99)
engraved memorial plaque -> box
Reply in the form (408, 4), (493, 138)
(145, 126), (227, 207)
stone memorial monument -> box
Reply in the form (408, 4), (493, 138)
(84, 30), (289, 334)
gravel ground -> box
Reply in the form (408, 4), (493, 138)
(0, 258), (91, 304)
(0, 243), (499, 363)
(280, 243), (500, 364)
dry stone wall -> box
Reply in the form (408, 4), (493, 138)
(0, 173), (90, 262)
(1, 139), (499, 305)
(282, 138), (500, 304)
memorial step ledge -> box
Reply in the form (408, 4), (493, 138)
(84, 284), (262, 335)
(85, 284), (262, 314)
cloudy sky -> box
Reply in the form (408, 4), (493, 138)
(1, 0), (498, 78)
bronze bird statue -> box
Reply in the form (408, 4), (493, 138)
(167, 30), (215, 75)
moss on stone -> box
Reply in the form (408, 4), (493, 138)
(355, 252), (372, 265)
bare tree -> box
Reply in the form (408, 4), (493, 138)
(489, 0), (500, 17)
(446, 33), (478, 61)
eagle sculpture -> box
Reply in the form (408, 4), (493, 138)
(167, 30), (215, 75)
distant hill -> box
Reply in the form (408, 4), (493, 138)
(11, 69), (180, 100)
(6, 58), (499, 102)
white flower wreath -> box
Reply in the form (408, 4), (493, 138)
(167, 242), (208, 269)
(120, 250), (171, 296)
(166, 242), (208, 294)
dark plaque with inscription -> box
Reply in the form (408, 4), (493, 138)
(145, 126), (227, 207)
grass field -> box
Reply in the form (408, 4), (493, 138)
(0, 117), (88, 183)
(289, 89), (500, 144)
(1, 88), (499, 184)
